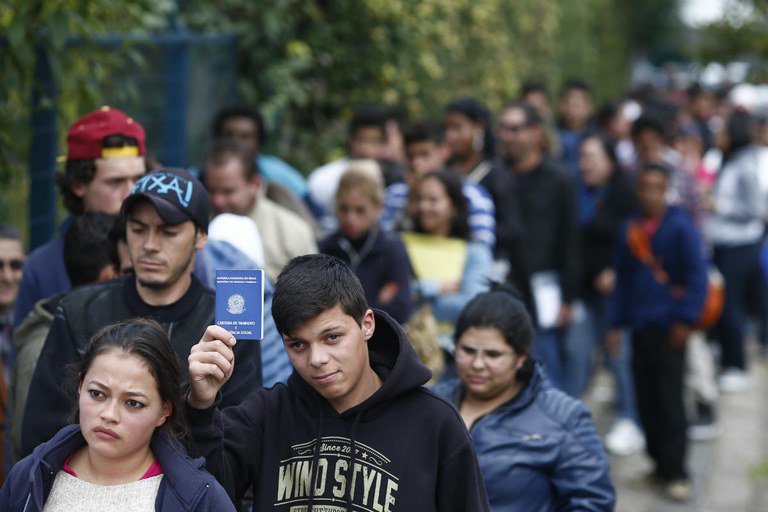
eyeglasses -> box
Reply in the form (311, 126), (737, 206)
(0, 259), (23, 271)
(496, 122), (529, 133)
(455, 344), (511, 363)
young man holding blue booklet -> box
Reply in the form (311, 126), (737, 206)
(186, 254), (490, 511)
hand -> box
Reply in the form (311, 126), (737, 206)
(556, 303), (572, 327)
(377, 282), (399, 304)
(594, 268), (616, 295)
(605, 329), (622, 358)
(188, 325), (237, 409)
(668, 323), (692, 350)
(439, 280), (461, 294)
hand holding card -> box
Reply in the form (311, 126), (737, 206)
(188, 325), (237, 409)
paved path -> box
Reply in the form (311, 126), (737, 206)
(584, 344), (768, 512)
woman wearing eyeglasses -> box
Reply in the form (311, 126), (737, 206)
(432, 286), (615, 511)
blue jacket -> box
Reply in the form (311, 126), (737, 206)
(0, 424), (234, 511)
(432, 365), (615, 511)
(609, 206), (708, 331)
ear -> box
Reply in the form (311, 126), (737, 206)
(156, 402), (172, 428)
(194, 229), (208, 251)
(515, 354), (528, 372)
(361, 309), (375, 341)
(70, 180), (87, 199)
(249, 174), (262, 194)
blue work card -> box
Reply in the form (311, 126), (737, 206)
(215, 269), (265, 340)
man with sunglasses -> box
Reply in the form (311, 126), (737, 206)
(0, 222), (24, 481)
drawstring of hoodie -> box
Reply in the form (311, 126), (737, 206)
(306, 402), (325, 512)
(344, 412), (363, 511)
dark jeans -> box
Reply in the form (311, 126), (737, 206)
(632, 328), (688, 480)
(713, 241), (767, 370)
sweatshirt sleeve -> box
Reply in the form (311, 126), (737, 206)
(186, 390), (267, 502)
(435, 434), (491, 511)
(672, 222), (709, 324)
(20, 306), (77, 457)
(550, 403), (616, 511)
(371, 238), (413, 324)
(608, 223), (631, 329)
(557, 174), (581, 303)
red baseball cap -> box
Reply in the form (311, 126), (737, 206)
(66, 106), (146, 160)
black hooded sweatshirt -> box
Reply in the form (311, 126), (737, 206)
(187, 310), (490, 511)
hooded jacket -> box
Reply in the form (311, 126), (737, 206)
(0, 424), (234, 511)
(432, 365), (615, 512)
(187, 310), (490, 511)
(21, 275), (264, 458)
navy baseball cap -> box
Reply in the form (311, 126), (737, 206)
(121, 167), (210, 232)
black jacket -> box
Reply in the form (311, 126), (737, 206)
(21, 275), (262, 457)
(186, 310), (490, 511)
(506, 158), (581, 305)
(580, 169), (636, 298)
(1, 424), (235, 511)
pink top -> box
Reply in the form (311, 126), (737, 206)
(62, 453), (164, 480)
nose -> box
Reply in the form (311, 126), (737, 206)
(470, 352), (487, 370)
(143, 228), (160, 252)
(100, 399), (120, 423)
(308, 344), (330, 368)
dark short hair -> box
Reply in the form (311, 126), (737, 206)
(403, 120), (443, 147)
(69, 318), (187, 440)
(454, 284), (536, 383)
(561, 78), (592, 97)
(211, 105), (267, 146)
(444, 97), (495, 158)
(638, 161), (671, 179)
(726, 110), (754, 159)
(349, 106), (387, 138)
(63, 213), (118, 288)
(414, 170), (470, 241)
(0, 222), (21, 242)
(272, 254), (368, 336)
(501, 101), (543, 128)
(108, 215), (127, 272)
(521, 80), (548, 97)
(202, 139), (260, 182)
(58, 134), (145, 215)
(596, 101), (621, 130)
(631, 115), (666, 139)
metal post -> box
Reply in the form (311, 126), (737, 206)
(28, 45), (57, 250)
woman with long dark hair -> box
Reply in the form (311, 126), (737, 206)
(1, 319), (234, 511)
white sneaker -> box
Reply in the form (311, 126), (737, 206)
(605, 418), (646, 456)
(718, 368), (752, 393)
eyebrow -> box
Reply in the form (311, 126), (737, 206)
(89, 380), (150, 399)
(127, 216), (174, 230)
(283, 324), (345, 343)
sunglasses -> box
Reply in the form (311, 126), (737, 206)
(0, 259), (24, 271)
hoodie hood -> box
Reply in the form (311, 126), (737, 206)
(288, 309), (432, 417)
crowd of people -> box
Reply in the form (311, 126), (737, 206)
(0, 75), (766, 509)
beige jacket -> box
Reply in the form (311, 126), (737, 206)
(250, 195), (317, 281)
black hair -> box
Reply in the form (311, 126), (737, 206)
(631, 115), (666, 140)
(596, 101), (621, 130)
(521, 80), (548, 98)
(348, 106), (388, 138)
(58, 134), (144, 215)
(211, 105), (267, 146)
(272, 254), (368, 336)
(108, 215), (128, 273)
(414, 170), (470, 240)
(579, 132), (619, 170)
(63, 213), (118, 288)
(0, 222), (21, 242)
(69, 318), (187, 441)
(501, 101), (544, 128)
(403, 120), (443, 147)
(561, 78), (593, 97)
(725, 110), (754, 160)
(638, 161), (671, 180)
(454, 284), (536, 384)
(444, 97), (495, 158)
(202, 139), (260, 182)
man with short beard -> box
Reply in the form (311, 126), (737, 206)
(20, 168), (266, 457)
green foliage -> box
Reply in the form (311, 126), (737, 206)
(179, 0), (634, 172)
(693, 0), (768, 64)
